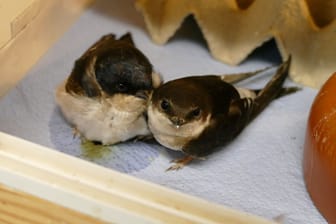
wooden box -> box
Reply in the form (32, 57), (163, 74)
(0, 1), (285, 223)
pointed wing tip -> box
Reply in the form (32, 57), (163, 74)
(278, 55), (292, 73)
(283, 55), (292, 67)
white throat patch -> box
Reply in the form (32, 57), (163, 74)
(147, 103), (211, 151)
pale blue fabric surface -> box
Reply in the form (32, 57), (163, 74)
(0, 0), (326, 223)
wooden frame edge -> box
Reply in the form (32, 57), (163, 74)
(0, 132), (276, 224)
(0, 0), (94, 98)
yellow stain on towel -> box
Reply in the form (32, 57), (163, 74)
(80, 140), (112, 160)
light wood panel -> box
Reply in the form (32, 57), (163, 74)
(0, 0), (40, 48)
(0, 0), (94, 98)
(0, 184), (107, 224)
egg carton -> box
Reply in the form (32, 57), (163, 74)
(136, 0), (336, 88)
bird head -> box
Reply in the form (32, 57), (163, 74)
(65, 33), (158, 100)
(151, 78), (211, 129)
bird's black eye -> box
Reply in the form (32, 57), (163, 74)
(191, 108), (201, 117)
(160, 100), (170, 111)
(116, 83), (128, 92)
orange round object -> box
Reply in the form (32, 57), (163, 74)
(304, 72), (336, 223)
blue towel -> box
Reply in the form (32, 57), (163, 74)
(0, 0), (326, 223)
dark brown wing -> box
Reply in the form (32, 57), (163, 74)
(65, 34), (117, 97)
(183, 97), (254, 158)
(183, 57), (293, 158)
(65, 33), (136, 97)
(65, 55), (101, 97)
(82, 33), (117, 58)
(82, 32), (135, 58)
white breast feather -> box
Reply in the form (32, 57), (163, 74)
(55, 81), (150, 145)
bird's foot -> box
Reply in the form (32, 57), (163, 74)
(72, 127), (89, 143)
(166, 155), (193, 172)
(72, 127), (81, 139)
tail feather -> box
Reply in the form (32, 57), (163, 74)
(250, 56), (292, 120)
(252, 86), (301, 99)
(277, 86), (301, 98)
(220, 65), (275, 84)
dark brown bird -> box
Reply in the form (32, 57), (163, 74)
(56, 33), (161, 145)
(147, 57), (299, 170)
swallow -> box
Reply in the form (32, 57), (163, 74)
(147, 57), (299, 170)
(56, 33), (161, 145)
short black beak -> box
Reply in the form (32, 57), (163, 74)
(170, 116), (186, 128)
